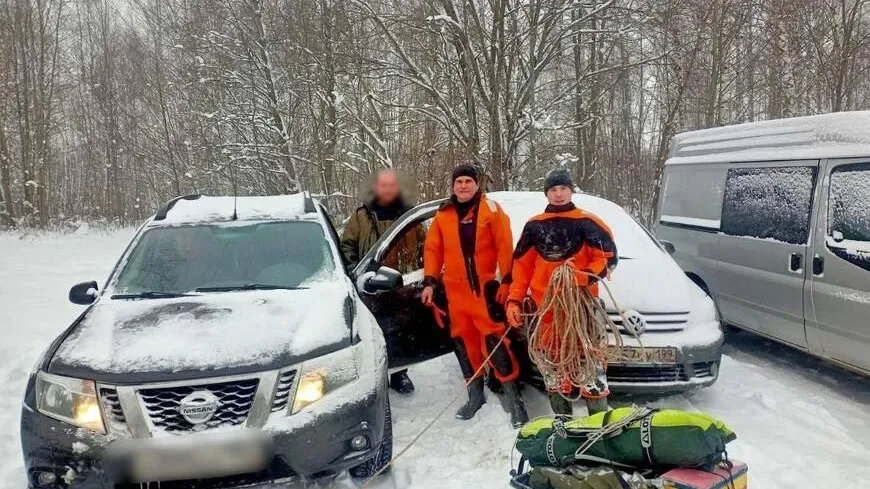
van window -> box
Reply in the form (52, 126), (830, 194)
(826, 163), (870, 270)
(720, 166), (817, 245)
(659, 167), (725, 229)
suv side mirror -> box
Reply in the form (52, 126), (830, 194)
(363, 266), (403, 295)
(69, 281), (99, 305)
(660, 240), (676, 254)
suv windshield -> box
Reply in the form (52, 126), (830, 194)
(113, 221), (336, 295)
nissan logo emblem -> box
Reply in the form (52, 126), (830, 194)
(178, 390), (220, 425)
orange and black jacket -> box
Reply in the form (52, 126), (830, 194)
(508, 202), (617, 304)
(423, 192), (514, 295)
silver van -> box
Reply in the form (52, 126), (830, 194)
(654, 111), (870, 376)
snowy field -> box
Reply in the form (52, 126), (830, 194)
(2, 229), (870, 489)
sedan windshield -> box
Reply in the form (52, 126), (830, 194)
(113, 221), (336, 296)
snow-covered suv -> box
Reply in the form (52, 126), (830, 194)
(20, 194), (452, 488)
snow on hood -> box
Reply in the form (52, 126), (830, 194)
(601, 255), (692, 313)
(49, 284), (352, 382)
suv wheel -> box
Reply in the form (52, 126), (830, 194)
(349, 399), (394, 480)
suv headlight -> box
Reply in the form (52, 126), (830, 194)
(35, 371), (105, 433)
(292, 347), (360, 414)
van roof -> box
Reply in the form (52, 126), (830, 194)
(147, 193), (318, 226)
(667, 111), (870, 165)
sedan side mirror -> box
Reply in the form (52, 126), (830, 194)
(363, 266), (403, 295)
(660, 240), (676, 254)
(69, 281), (99, 305)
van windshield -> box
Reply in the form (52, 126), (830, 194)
(113, 221), (337, 296)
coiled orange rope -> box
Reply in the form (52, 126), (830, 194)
(526, 262), (638, 398)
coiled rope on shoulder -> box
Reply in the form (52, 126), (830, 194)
(526, 262), (640, 397)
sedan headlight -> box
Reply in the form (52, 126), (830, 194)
(292, 347), (359, 414)
(36, 371), (105, 433)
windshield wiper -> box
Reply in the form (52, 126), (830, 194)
(111, 291), (194, 299)
(195, 284), (309, 292)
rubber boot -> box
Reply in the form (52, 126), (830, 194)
(389, 370), (415, 394)
(455, 377), (486, 420)
(549, 393), (572, 417)
(585, 397), (609, 415)
(485, 369), (503, 394)
(582, 366), (611, 415)
(503, 381), (529, 428)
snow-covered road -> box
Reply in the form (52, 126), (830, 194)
(2, 230), (869, 489)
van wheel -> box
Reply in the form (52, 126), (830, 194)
(349, 400), (393, 480)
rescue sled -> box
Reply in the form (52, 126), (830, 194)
(510, 407), (745, 489)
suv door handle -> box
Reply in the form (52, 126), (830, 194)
(813, 254), (825, 276)
(789, 252), (803, 272)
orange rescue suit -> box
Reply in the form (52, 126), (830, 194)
(508, 202), (617, 306)
(507, 202), (617, 395)
(424, 193), (519, 382)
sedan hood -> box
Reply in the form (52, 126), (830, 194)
(48, 284), (353, 383)
(602, 254), (693, 314)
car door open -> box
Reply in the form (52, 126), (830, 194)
(353, 202), (454, 369)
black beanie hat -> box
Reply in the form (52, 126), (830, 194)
(452, 164), (479, 183)
(544, 168), (574, 193)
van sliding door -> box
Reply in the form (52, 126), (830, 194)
(807, 159), (870, 373)
(713, 161), (818, 348)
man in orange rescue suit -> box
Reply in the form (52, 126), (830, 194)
(420, 165), (529, 428)
(506, 168), (618, 416)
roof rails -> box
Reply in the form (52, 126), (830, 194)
(153, 194), (201, 221)
(302, 191), (316, 214)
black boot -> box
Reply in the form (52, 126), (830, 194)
(389, 370), (415, 394)
(582, 366), (610, 415)
(455, 377), (486, 420)
(503, 381), (529, 428)
(585, 397), (609, 415)
(549, 393), (572, 417)
(485, 369), (503, 394)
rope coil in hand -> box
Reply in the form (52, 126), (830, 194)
(526, 262), (641, 397)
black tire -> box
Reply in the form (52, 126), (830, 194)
(348, 400), (393, 480)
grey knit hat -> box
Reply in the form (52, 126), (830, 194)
(544, 168), (574, 193)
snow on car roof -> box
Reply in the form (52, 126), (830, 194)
(667, 111), (870, 165)
(150, 194), (316, 226)
(487, 191), (660, 259)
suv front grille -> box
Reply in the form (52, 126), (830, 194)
(139, 379), (259, 432)
(100, 388), (126, 424)
(271, 370), (297, 412)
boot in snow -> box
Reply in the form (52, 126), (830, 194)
(455, 377), (486, 420)
(503, 381), (529, 428)
(549, 393), (572, 417)
(389, 370), (415, 394)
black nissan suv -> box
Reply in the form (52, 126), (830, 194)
(20, 193), (453, 488)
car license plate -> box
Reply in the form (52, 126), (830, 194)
(106, 431), (274, 483)
(608, 346), (677, 364)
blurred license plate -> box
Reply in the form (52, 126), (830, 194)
(108, 431), (274, 483)
(609, 346), (677, 364)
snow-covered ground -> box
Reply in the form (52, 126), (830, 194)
(2, 230), (870, 489)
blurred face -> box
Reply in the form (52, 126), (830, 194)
(373, 170), (400, 205)
(453, 176), (479, 203)
(546, 185), (573, 206)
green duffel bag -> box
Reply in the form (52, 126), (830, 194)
(516, 407), (736, 470)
